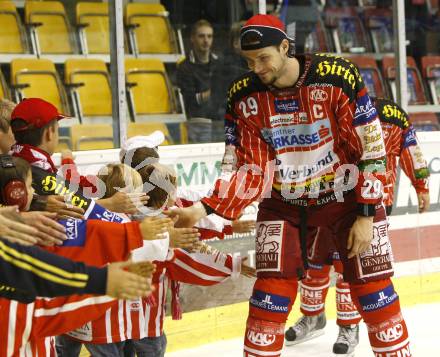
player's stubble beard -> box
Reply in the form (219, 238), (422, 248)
(262, 55), (288, 87)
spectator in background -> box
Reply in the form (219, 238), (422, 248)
(0, 99), (16, 154)
(217, 21), (248, 121)
(176, 19), (223, 143)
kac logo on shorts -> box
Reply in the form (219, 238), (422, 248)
(246, 330), (276, 346)
(274, 99), (299, 113)
(358, 285), (398, 312)
(249, 290), (290, 313)
(375, 323), (403, 343)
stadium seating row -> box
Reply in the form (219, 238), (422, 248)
(350, 55), (440, 130)
(0, 1), (180, 56)
(57, 122), (187, 152)
(2, 55), (438, 116)
(0, 57), (184, 124)
(349, 55), (440, 105)
(294, 4), (439, 55)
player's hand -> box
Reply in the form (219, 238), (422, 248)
(46, 195), (85, 219)
(139, 216), (171, 240)
(240, 257), (256, 278)
(169, 226), (200, 251)
(0, 206), (39, 246)
(231, 220), (256, 234)
(347, 216), (374, 259)
(417, 192), (430, 213)
(98, 192), (149, 215)
(164, 202), (207, 228)
(20, 211), (66, 246)
(106, 260), (154, 300)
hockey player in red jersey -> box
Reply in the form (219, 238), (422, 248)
(284, 97), (430, 355)
(166, 14), (414, 357)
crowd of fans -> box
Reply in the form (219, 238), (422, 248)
(0, 97), (256, 356)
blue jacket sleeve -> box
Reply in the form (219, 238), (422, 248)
(0, 238), (107, 302)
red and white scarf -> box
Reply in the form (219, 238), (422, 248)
(11, 144), (57, 173)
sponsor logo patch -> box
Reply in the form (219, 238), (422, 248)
(278, 150), (335, 182)
(314, 56), (362, 89)
(354, 94), (377, 126)
(246, 330), (276, 346)
(274, 99), (299, 113)
(375, 323), (404, 343)
(403, 126), (417, 149)
(382, 104), (409, 128)
(261, 119), (331, 150)
(357, 218), (393, 278)
(62, 219), (87, 246)
(255, 221), (283, 271)
(269, 112), (308, 126)
(227, 76), (250, 100)
(359, 285), (398, 312)
(88, 203), (125, 223)
(250, 290), (290, 313)
(310, 89), (328, 102)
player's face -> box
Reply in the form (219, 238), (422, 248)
(242, 45), (286, 85)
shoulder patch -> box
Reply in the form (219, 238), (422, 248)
(312, 53), (363, 91)
(227, 73), (257, 102)
(377, 99), (410, 129)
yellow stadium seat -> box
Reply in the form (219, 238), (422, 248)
(125, 3), (177, 54)
(65, 59), (112, 117)
(179, 122), (188, 144)
(76, 2), (109, 54)
(25, 1), (75, 54)
(127, 122), (172, 145)
(0, 1), (29, 53)
(70, 124), (114, 151)
(125, 58), (177, 115)
(10, 58), (69, 114)
(0, 71), (10, 100)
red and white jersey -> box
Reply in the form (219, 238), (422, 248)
(0, 294), (115, 357)
(68, 246), (241, 341)
(374, 98), (430, 206)
(202, 53), (387, 219)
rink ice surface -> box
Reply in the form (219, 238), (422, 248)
(166, 303), (437, 357)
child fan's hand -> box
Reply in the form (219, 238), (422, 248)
(106, 260), (154, 299)
(126, 261), (156, 278)
(169, 226), (200, 251)
(139, 216), (171, 241)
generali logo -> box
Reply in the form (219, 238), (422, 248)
(310, 89), (328, 102)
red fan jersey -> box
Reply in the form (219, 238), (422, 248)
(0, 295), (116, 357)
(67, 247), (241, 341)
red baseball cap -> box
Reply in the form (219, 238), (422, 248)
(240, 14), (292, 51)
(11, 98), (69, 132)
(244, 14), (286, 32)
